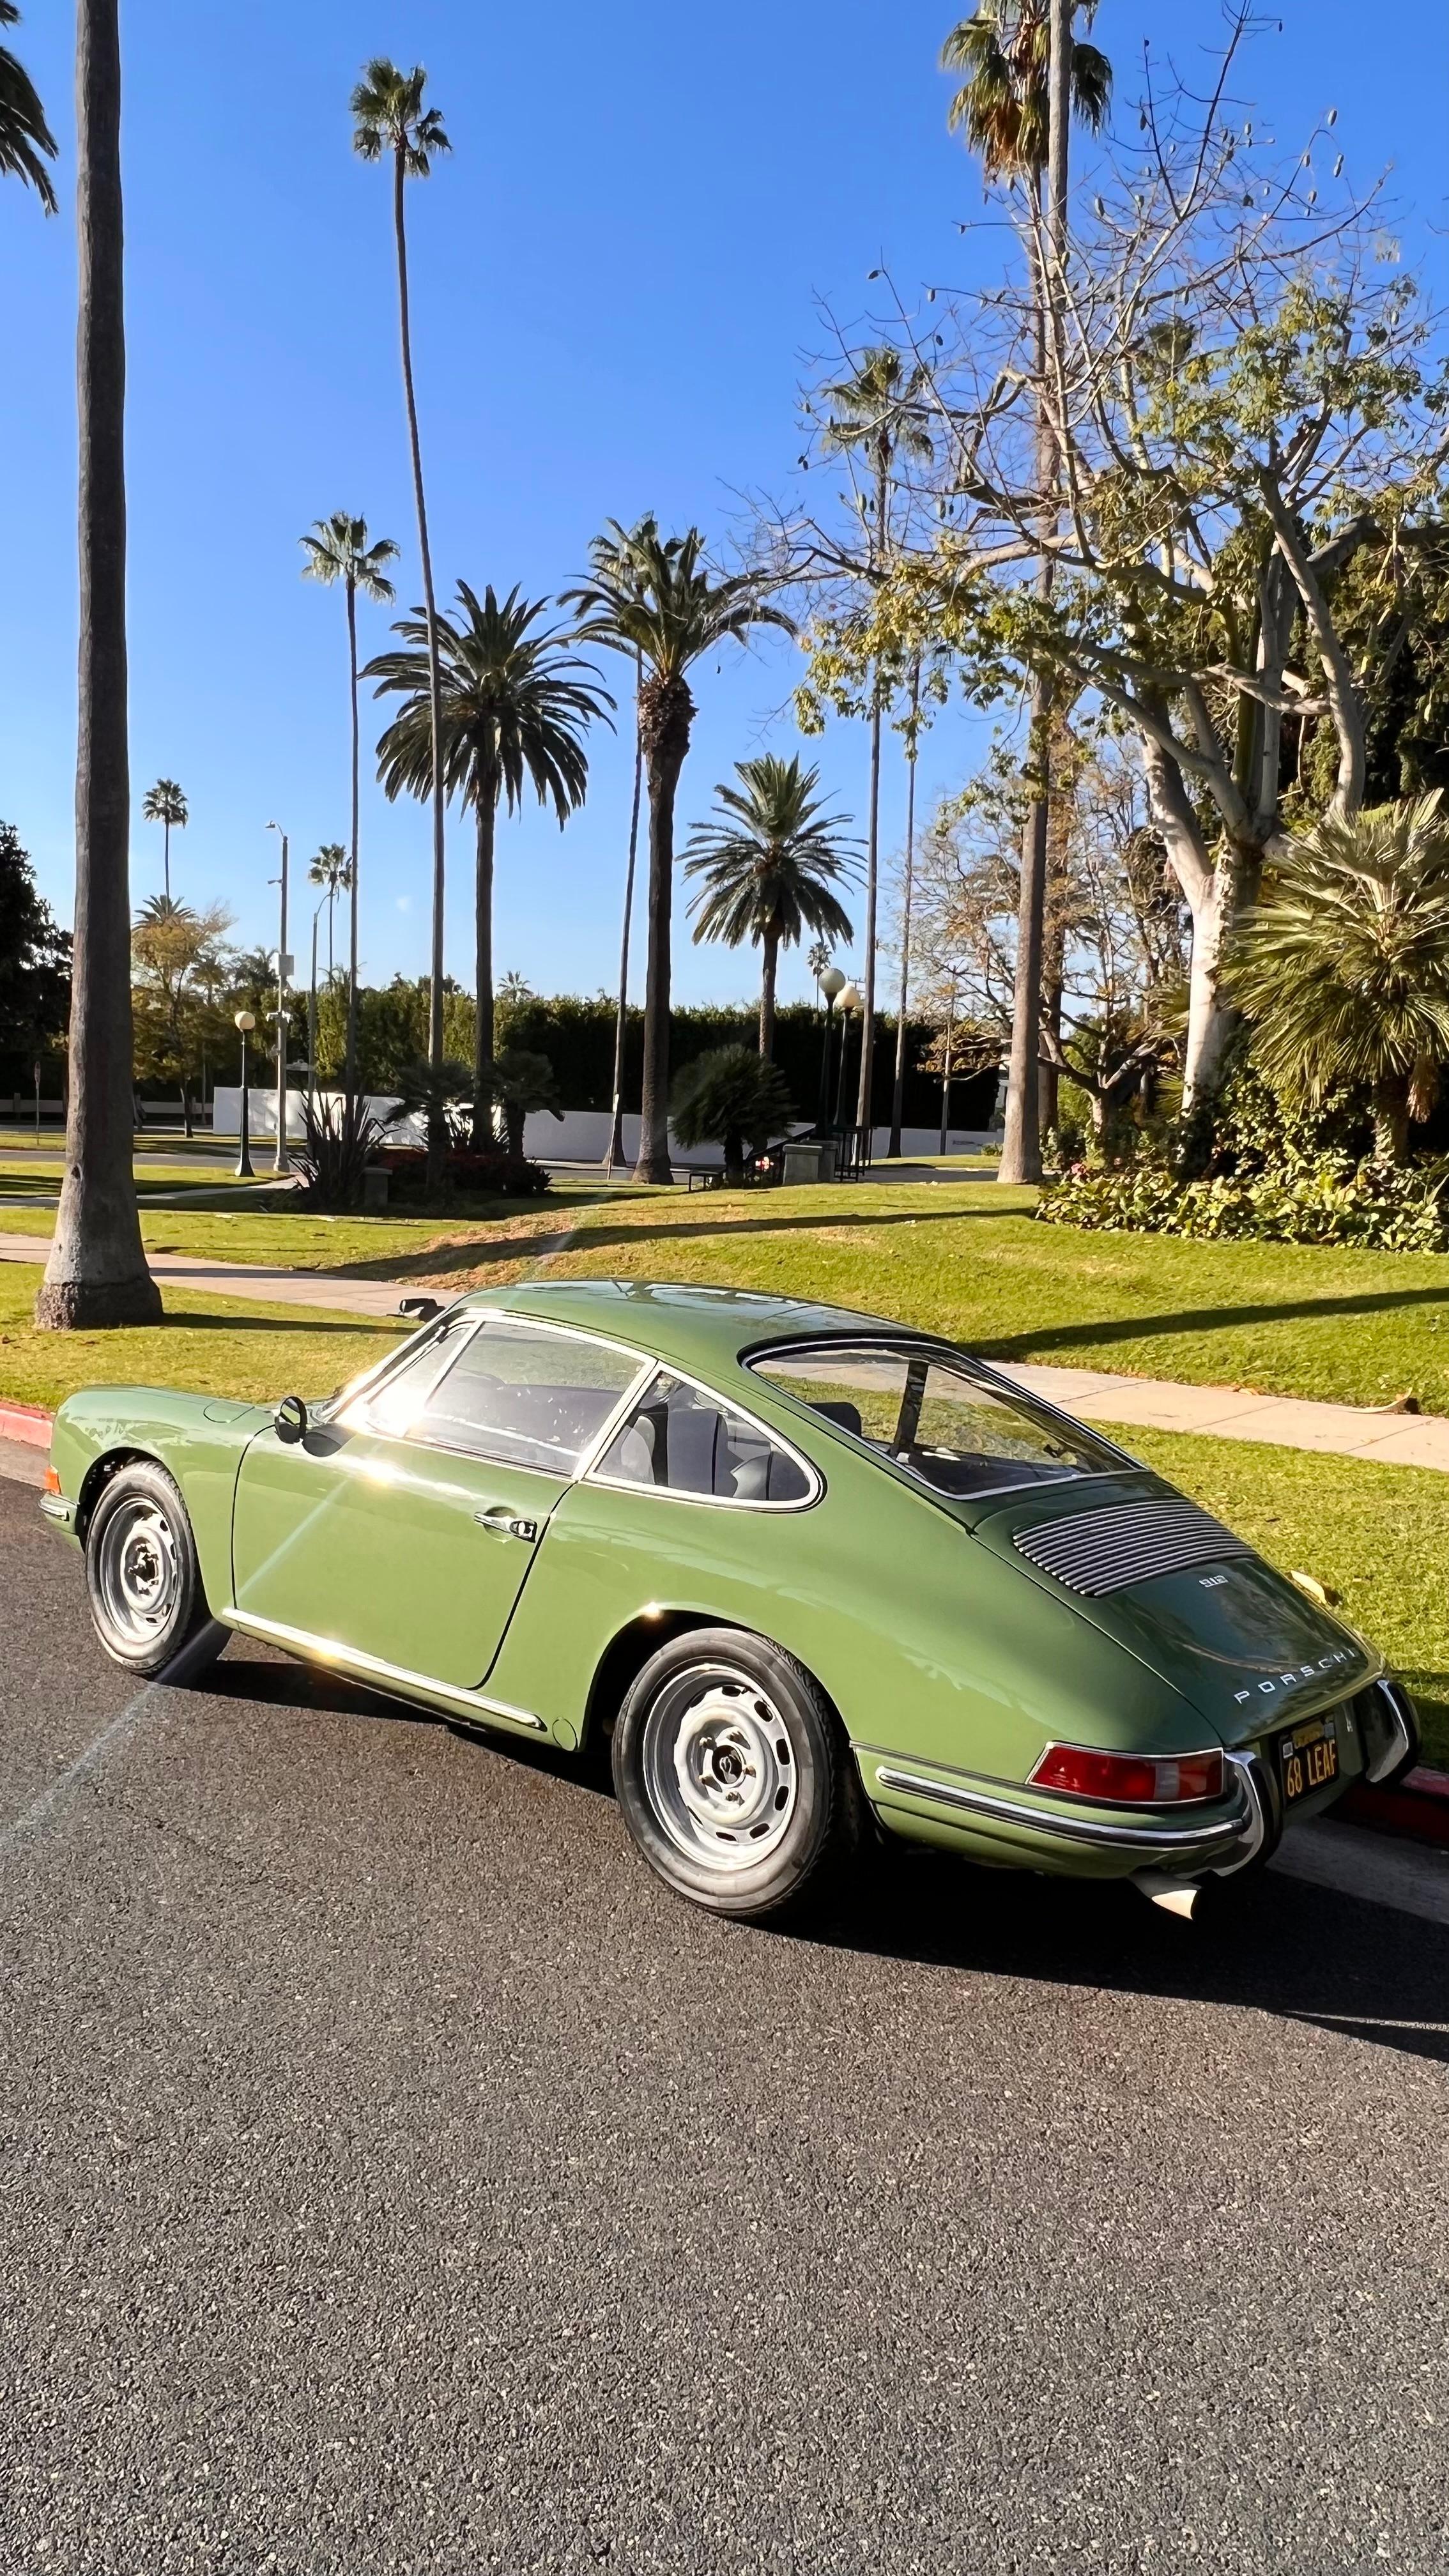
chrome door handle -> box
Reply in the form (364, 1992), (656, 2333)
(475, 1508), (538, 1542)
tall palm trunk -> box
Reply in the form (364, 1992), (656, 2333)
(162, 816), (170, 902)
(471, 775), (498, 1143)
(634, 677), (693, 1184)
(888, 657), (922, 1156)
(605, 650), (645, 1172)
(758, 923), (780, 1060)
(392, 140), (447, 1188)
(999, 3), (1070, 1186)
(37, 0), (158, 1331)
(344, 574), (360, 1103)
(854, 445), (889, 1138)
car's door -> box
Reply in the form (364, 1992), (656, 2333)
(230, 1315), (646, 1692)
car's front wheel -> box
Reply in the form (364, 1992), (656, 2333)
(85, 1460), (222, 1680)
(611, 1629), (863, 1921)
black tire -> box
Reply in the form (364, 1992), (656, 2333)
(84, 1460), (222, 1680)
(610, 1627), (864, 1922)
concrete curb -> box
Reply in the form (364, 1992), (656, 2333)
(0, 1398), (54, 1450)
(4, 1387), (1448, 1855)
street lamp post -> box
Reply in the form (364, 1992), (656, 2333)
(234, 1010), (256, 1179)
(816, 964), (846, 1128)
(834, 981), (861, 1130)
(267, 822), (292, 1176)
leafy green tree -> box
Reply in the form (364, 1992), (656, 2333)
(0, 822), (70, 1078)
(141, 778), (187, 902)
(132, 896), (233, 1136)
(300, 511), (398, 1099)
(369, 580), (610, 1138)
(351, 61), (450, 1183)
(38, 0), (160, 1328)
(564, 528), (792, 1181)
(670, 1045), (795, 1186)
(1228, 799), (1449, 1165)
(684, 755), (857, 1059)
(0, 1), (56, 207)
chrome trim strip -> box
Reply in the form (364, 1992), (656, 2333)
(227, 1611), (548, 1731)
(38, 1494), (74, 1526)
(871, 1764), (1252, 1851)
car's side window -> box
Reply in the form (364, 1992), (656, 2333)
(589, 1370), (813, 1505)
(356, 1316), (477, 1440)
(393, 1321), (643, 1473)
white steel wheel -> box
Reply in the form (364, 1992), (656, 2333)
(84, 1460), (219, 1678)
(611, 1627), (862, 1922)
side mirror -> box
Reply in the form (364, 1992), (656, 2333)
(398, 1296), (442, 1324)
(274, 1393), (309, 1445)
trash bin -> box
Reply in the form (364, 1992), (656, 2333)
(362, 1165), (390, 1211)
(781, 1141), (829, 1186)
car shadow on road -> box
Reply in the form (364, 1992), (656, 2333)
(803, 1846), (1449, 2069)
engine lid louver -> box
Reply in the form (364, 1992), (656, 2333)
(1012, 1496), (1252, 1597)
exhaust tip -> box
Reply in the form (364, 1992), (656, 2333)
(1131, 1868), (1202, 1921)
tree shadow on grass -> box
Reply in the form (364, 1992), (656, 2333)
(158, 1308), (400, 1338)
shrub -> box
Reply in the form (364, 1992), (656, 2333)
(293, 1093), (386, 1211)
(670, 1046), (795, 1184)
(1039, 1150), (1449, 1254)
(372, 1144), (550, 1200)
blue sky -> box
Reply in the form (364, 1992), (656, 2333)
(3, 0), (1446, 1011)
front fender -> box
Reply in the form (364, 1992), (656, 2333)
(51, 1388), (268, 1612)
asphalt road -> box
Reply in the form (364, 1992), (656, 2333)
(3, 1475), (1448, 2576)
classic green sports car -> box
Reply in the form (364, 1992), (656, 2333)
(43, 1280), (1418, 1922)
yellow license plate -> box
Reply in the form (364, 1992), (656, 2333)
(1278, 1713), (1339, 1804)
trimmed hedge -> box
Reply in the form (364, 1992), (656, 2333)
(1038, 1153), (1449, 1255)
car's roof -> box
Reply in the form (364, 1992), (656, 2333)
(455, 1278), (941, 1376)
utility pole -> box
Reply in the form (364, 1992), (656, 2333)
(268, 822), (291, 1175)
(999, 0), (1071, 1186)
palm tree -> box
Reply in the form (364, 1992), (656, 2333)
(351, 61), (450, 1185)
(0, 1), (56, 206)
(820, 348), (931, 1138)
(141, 778), (187, 902)
(300, 511), (399, 1103)
(307, 842), (353, 984)
(369, 581), (612, 1138)
(579, 516), (657, 1172)
(37, 0), (160, 1330)
(684, 756), (857, 1060)
(1227, 799), (1449, 1167)
(564, 528), (792, 1182)
(942, 1), (1110, 1186)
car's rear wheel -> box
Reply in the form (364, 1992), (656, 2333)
(611, 1628), (863, 1921)
(85, 1461), (221, 1680)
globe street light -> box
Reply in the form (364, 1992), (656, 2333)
(816, 963), (847, 1128)
(834, 981), (861, 1129)
(233, 1009), (256, 1180)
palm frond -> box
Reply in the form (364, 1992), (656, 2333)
(0, 3), (56, 212)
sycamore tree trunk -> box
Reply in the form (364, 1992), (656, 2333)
(758, 925), (779, 1060)
(37, 0), (160, 1331)
(634, 674), (693, 1185)
(471, 776), (497, 1146)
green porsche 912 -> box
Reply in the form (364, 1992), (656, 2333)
(42, 1280), (1417, 1922)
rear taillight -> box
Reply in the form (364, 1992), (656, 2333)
(1029, 1742), (1224, 1805)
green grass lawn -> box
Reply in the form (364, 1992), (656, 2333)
(513, 1182), (1449, 1415)
(1101, 1423), (1449, 1768)
(0, 1179), (605, 1274)
(0, 1262), (403, 1411)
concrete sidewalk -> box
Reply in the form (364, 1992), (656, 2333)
(4, 1228), (1449, 1473)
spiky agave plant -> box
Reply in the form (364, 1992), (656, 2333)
(1226, 797), (1449, 1165)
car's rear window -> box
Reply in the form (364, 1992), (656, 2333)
(749, 1342), (1126, 1498)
